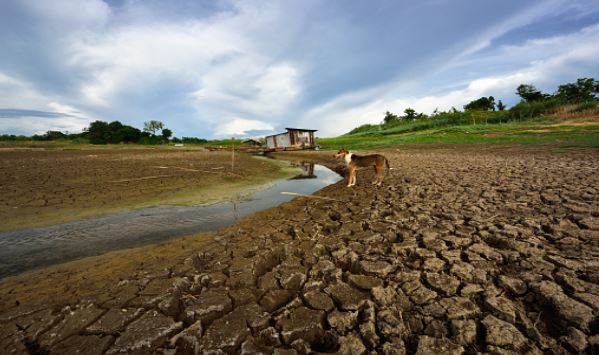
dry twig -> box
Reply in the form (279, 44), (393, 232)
(281, 191), (344, 202)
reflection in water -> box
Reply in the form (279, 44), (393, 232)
(289, 162), (317, 180)
(0, 162), (342, 279)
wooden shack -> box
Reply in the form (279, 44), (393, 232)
(242, 139), (263, 147)
(265, 128), (317, 151)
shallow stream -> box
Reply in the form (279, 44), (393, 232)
(0, 161), (341, 279)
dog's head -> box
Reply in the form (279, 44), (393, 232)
(334, 148), (349, 160)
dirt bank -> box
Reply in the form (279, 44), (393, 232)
(1, 145), (599, 354)
(0, 148), (296, 232)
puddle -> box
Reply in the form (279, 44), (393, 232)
(0, 162), (342, 279)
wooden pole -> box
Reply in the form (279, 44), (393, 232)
(231, 137), (235, 170)
(280, 191), (344, 202)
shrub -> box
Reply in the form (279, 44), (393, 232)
(464, 96), (496, 111)
(555, 78), (598, 103)
(573, 101), (598, 112)
(509, 98), (561, 120)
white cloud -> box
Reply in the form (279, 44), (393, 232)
(193, 62), (301, 124)
(303, 23), (599, 137)
(0, 115), (90, 136)
(65, 6), (302, 133)
(47, 102), (84, 116)
(1, 0), (598, 138)
(2, 1), (305, 136)
(214, 118), (274, 137)
(69, 20), (244, 106)
(0, 72), (95, 134)
(253, 64), (300, 110)
(47, 101), (97, 128)
(0, 72), (51, 108)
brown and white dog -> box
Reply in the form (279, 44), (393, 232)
(334, 149), (390, 187)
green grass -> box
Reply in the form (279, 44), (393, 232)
(197, 138), (244, 147)
(0, 138), (247, 149)
(317, 120), (599, 150)
(348, 110), (510, 136)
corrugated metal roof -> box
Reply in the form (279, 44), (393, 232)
(285, 127), (318, 132)
(265, 128), (317, 138)
(265, 132), (288, 138)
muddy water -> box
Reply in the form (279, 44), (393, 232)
(0, 162), (342, 279)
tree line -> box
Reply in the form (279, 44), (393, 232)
(347, 77), (598, 135)
(380, 77), (598, 125)
(0, 119), (208, 145)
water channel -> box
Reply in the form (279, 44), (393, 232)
(0, 161), (342, 279)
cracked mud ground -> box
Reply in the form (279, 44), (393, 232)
(1, 146), (599, 354)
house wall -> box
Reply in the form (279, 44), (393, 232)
(266, 130), (315, 149)
(266, 133), (291, 149)
(275, 133), (291, 147)
(295, 131), (311, 147)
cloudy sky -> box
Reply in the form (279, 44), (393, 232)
(1, 0), (598, 138)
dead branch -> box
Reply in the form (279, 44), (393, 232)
(109, 175), (170, 183)
(281, 191), (344, 202)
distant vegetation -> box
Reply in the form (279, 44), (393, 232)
(2, 77), (597, 149)
(319, 77), (599, 150)
(0, 119), (213, 146)
(343, 77), (598, 136)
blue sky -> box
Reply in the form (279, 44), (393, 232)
(1, 0), (598, 138)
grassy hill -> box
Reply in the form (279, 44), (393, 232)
(317, 103), (599, 150)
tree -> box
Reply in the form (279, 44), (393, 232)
(403, 108), (417, 120)
(383, 111), (400, 124)
(118, 126), (142, 143)
(464, 96), (496, 111)
(144, 120), (164, 136)
(497, 100), (506, 111)
(87, 120), (110, 144)
(43, 131), (66, 141)
(555, 78), (599, 103)
(107, 121), (124, 143)
(108, 121), (124, 131)
(85, 120), (142, 144)
(516, 84), (547, 102)
(161, 128), (172, 141)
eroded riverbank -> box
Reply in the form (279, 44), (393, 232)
(0, 148), (299, 232)
(1, 145), (599, 354)
(0, 162), (341, 279)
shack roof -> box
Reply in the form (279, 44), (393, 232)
(285, 127), (318, 132)
(265, 127), (318, 138)
(265, 132), (287, 138)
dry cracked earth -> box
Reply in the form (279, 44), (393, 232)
(1, 146), (599, 354)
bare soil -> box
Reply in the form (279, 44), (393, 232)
(1, 144), (599, 354)
(0, 148), (293, 232)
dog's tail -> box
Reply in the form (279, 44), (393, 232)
(386, 158), (394, 170)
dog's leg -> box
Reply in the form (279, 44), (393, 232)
(348, 166), (356, 187)
(375, 162), (384, 186)
(347, 166), (353, 187)
(371, 165), (379, 184)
